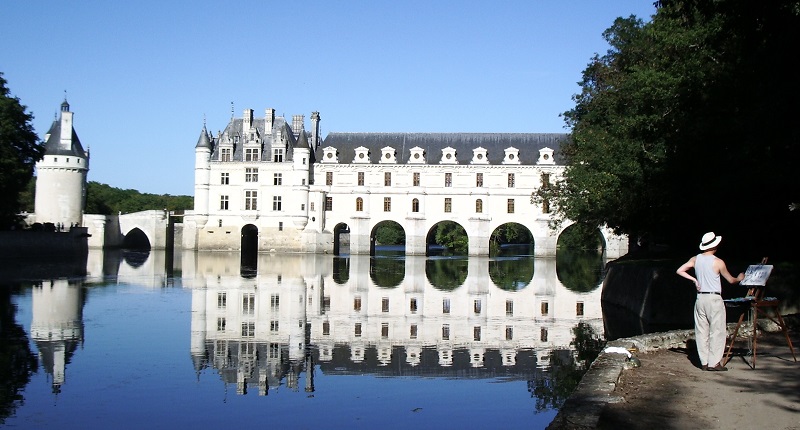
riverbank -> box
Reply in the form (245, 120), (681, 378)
(547, 314), (800, 429)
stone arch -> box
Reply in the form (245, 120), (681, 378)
(240, 224), (258, 278)
(489, 222), (535, 257)
(123, 227), (151, 250)
(556, 222), (606, 253)
(333, 223), (350, 256)
(369, 220), (405, 257)
(425, 220), (468, 256)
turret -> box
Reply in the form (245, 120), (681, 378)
(34, 99), (89, 228)
(311, 112), (321, 148)
(194, 125), (213, 217)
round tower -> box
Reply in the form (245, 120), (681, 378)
(34, 99), (89, 228)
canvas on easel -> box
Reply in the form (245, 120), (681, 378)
(740, 264), (773, 287)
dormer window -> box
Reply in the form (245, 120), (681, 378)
(440, 146), (458, 164)
(220, 147), (232, 162)
(245, 148), (260, 162)
(471, 147), (489, 164)
(322, 146), (339, 163)
(408, 146), (426, 164)
(353, 146), (370, 164)
(502, 147), (521, 165)
(380, 146), (397, 164)
(537, 147), (556, 165)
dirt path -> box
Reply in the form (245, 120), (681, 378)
(596, 330), (800, 430)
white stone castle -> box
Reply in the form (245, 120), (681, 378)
(29, 102), (627, 256)
(183, 108), (628, 257)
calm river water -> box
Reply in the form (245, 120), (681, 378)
(0, 247), (608, 429)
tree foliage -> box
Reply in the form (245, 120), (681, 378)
(0, 74), (43, 229)
(433, 221), (469, 255)
(373, 221), (405, 245)
(542, 1), (800, 258)
(85, 181), (193, 215)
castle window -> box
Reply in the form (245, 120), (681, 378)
(507, 199), (515, 214)
(245, 190), (258, 210)
(442, 324), (450, 340)
(381, 323), (389, 338)
(506, 300), (514, 316)
(273, 148), (284, 162)
(384, 197), (391, 212)
(278, 222), (283, 231)
(245, 148), (259, 161)
(354, 296), (362, 312)
(356, 197), (363, 212)
(505, 326), (513, 341)
(476, 173), (483, 187)
(221, 148), (232, 162)
(310, 202), (315, 211)
(541, 301), (549, 316)
(508, 173), (515, 188)
(273, 196), (282, 211)
(358, 172), (365, 186)
(543, 199), (550, 214)
(476, 199), (483, 213)
(576, 302), (585, 316)
(241, 322), (255, 337)
(217, 292), (227, 308)
(382, 297), (389, 312)
(326, 172), (333, 185)
(355, 323), (362, 337)
(245, 168), (258, 182)
(221, 172), (229, 185)
(412, 198), (419, 213)
(325, 197), (332, 211)
(384, 172), (391, 186)
(271, 294), (280, 310)
(445, 172), (452, 187)
(442, 298), (450, 314)
(473, 326), (481, 341)
(410, 324), (418, 339)
(220, 195), (229, 210)
(409, 298), (418, 313)
(270, 321), (279, 332)
(243, 293), (255, 315)
(273, 173), (282, 185)
(323, 321), (330, 335)
(444, 198), (452, 213)
(474, 299), (482, 314)
(217, 318), (226, 332)
(541, 173), (551, 188)
(541, 327), (548, 342)
(413, 172), (420, 186)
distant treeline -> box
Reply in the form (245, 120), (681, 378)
(19, 180), (193, 215)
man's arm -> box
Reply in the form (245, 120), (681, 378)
(716, 259), (745, 284)
(676, 257), (699, 290)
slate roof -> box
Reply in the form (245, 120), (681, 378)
(209, 117), (302, 162)
(43, 119), (87, 158)
(317, 132), (569, 165)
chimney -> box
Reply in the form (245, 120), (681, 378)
(311, 112), (321, 148)
(292, 115), (304, 137)
(265, 108), (275, 134)
(243, 109), (253, 130)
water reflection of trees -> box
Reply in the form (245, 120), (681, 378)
(425, 258), (468, 290)
(488, 257), (534, 291)
(556, 250), (605, 293)
(0, 287), (38, 424)
(369, 256), (404, 288)
(332, 257), (350, 284)
(527, 322), (605, 412)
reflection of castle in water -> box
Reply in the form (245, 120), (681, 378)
(30, 279), (85, 393)
(183, 251), (604, 396)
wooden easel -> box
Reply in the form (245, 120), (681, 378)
(723, 259), (797, 368)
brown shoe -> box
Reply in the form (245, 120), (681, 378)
(708, 363), (728, 371)
(702, 364), (708, 371)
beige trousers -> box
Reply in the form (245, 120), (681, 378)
(694, 294), (727, 366)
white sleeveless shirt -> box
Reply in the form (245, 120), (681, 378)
(696, 253), (721, 293)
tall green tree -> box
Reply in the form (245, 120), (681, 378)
(0, 74), (43, 229)
(542, 1), (800, 258)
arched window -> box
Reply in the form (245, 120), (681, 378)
(412, 198), (420, 213)
(356, 197), (364, 212)
(476, 199), (483, 213)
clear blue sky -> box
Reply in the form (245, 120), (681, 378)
(2, 1), (655, 196)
